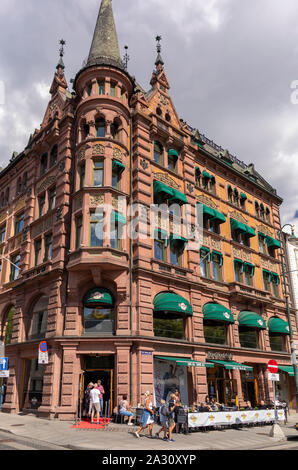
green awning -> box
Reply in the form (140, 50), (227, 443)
(83, 288), (114, 306)
(266, 236), (281, 249)
(153, 180), (174, 199)
(240, 192), (247, 200)
(199, 203), (215, 219)
(153, 292), (193, 316)
(155, 356), (213, 368)
(202, 170), (211, 179)
(112, 159), (125, 173)
(111, 211), (127, 225)
(207, 360), (253, 371)
(278, 365), (294, 376)
(168, 188), (188, 205)
(212, 209), (226, 224)
(263, 268), (271, 277)
(258, 231), (266, 239)
(169, 233), (188, 245)
(268, 317), (290, 335)
(154, 228), (169, 245)
(238, 311), (266, 330)
(230, 218), (256, 238)
(203, 303), (234, 324)
(168, 149), (179, 158)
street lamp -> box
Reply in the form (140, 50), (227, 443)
(277, 224), (298, 411)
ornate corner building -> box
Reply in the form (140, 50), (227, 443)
(0, 0), (297, 419)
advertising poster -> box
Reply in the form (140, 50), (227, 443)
(154, 359), (188, 406)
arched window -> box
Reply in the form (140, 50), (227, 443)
(95, 118), (105, 138)
(111, 120), (119, 140)
(41, 153), (48, 175)
(153, 292), (192, 340)
(83, 288), (115, 334)
(27, 296), (48, 340)
(2, 306), (15, 345)
(203, 303), (234, 345)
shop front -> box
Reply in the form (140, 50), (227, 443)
(277, 365), (295, 407)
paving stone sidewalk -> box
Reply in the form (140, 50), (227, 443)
(0, 410), (297, 450)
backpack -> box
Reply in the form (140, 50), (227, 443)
(160, 404), (170, 418)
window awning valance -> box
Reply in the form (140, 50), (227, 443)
(154, 228), (169, 245)
(153, 292), (193, 316)
(155, 356), (213, 368)
(238, 311), (266, 330)
(203, 303), (234, 324)
(153, 180), (174, 199)
(168, 188), (188, 205)
(278, 365), (294, 376)
(266, 236), (281, 250)
(268, 317), (290, 335)
(240, 192), (247, 200)
(198, 204), (226, 224)
(83, 288), (114, 306)
(207, 360), (253, 371)
(112, 159), (125, 173)
(168, 149), (179, 158)
(111, 211), (127, 225)
(230, 218), (256, 238)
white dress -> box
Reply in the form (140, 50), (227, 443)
(140, 399), (154, 426)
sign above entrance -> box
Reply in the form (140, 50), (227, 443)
(268, 372), (280, 381)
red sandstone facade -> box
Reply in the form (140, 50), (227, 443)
(0, 0), (297, 419)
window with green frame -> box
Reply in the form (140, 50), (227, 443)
(271, 272), (280, 298)
(263, 269), (271, 292)
(90, 211), (104, 247)
(200, 247), (211, 278)
(234, 259), (244, 283)
(154, 229), (168, 262)
(244, 262), (254, 286)
(93, 160), (104, 187)
(211, 250), (223, 282)
(258, 232), (267, 254)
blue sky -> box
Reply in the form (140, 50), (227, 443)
(0, 0), (297, 230)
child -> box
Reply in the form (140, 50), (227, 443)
(155, 400), (168, 441)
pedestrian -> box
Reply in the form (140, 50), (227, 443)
(155, 399), (168, 441)
(96, 379), (105, 417)
(134, 391), (155, 438)
(174, 388), (181, 403)
(119, 394), (134, 425)
(167, 393), (176, 442)
(84, 382), (94, 418)
(90, 384), (101, 424)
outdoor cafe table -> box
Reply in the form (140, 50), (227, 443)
(188, 409), (285, 428)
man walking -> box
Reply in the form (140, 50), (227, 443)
(90, 384), (101, 424)
(96, 380), (105, 417)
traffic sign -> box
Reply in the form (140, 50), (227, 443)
(39, 341), (48, 353)
(268, 360), (278, 374)
(0, 357), (8, 371)
(0, 371), (9, 378)
(268, 372), (280, 381)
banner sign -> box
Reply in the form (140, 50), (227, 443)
(154, 359), (188, 406)
(188, 409), (285, 428)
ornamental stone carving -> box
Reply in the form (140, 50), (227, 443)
(260, 258), (278, 271)
(211, 238), (221, 250)
(37, 176), (56, 194)
(197, 194), (217, 209)
(229, 210), (247, 224)
(257, 224), (273, 236)
(113, 147), (122, 161)
(153, 172), (180, 190)
(78, 146), (87, 161)
(14, 198), (26, 211)
(90, 194), (104, 206)
(92, 144), (105, 156)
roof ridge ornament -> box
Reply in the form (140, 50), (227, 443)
(57, 39), (66, 70)
(155, 35), (164, 69)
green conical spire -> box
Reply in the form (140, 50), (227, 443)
(87, 0), (123, 69)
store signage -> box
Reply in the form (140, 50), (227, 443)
(207, 352), (233, 361)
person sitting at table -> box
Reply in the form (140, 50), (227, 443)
(258, 400), (268, 410)
(119, 394), (134, 425)
(198, 402), (211, 412)
(245, 401), (253, 410)
(191, 402), (199, 412)
(210, 398), (221, 411)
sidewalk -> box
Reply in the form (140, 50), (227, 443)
(0, 410), (297, 450)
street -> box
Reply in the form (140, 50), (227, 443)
(0, 430), (69, 451)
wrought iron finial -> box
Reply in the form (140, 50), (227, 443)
(123, 45), (130, 71)
(57, 39), (66, 70)
(155, 35), (164, 68)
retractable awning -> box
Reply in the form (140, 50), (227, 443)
(207, 360), (253, 371)
(278, 365), (294, 376)
(153, 292), (193, 316)
(112, 159), (125, 173)
(202, 303), (234, 324)
(83, 288), (113, 306)
(155, 356), (214, 368)
(238, 311), (266, 330)
(268, 317), (290, 335)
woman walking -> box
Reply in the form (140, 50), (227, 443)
(134, 391), (155, 438)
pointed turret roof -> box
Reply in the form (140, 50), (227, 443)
(87, 0), (123, 69)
